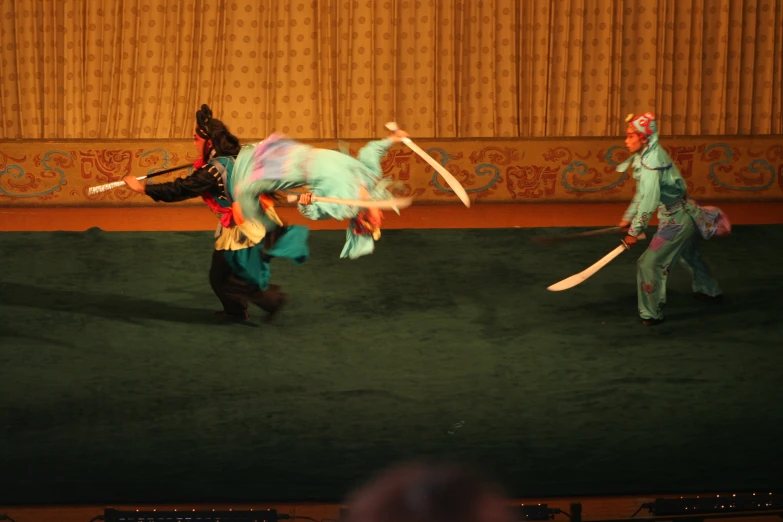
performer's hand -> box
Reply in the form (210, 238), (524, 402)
(618, 220), (631, 233)
(389, 130), (409, 143)
(122, 174), (146, 193)
(298, 192), (313, 205)
(623, 234), (638, 247)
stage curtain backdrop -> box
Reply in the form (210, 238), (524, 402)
(1, 0), (781, 140)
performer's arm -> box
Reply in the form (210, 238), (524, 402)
(622, 189), (643, 223)
(628, 169), (661, 237)
(143, 165), (220, 203)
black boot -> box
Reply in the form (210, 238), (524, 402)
(264, 293), (289, 323)
(693, 292), (723, 303)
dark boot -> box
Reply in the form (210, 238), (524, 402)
(264, 293), (289, 323)
(693, 292), (723, 303)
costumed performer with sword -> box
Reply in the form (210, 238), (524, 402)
(547, 112), (730, 326)
(614, 112), (730, 325)
(118, 105), (309, 323)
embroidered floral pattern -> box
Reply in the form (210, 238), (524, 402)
(683, 199), (732, 239)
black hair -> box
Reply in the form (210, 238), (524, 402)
(195, 104), (241, 161)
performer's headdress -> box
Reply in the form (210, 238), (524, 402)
(194, 104), (241, 160)
(625, 112), (658, 137)
(196, 104), (213, 139)
(621, 112), (670, 170)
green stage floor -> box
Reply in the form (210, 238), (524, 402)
(1, 227), (781, 505)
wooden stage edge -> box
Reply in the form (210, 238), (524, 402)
(2, 494), (782, 522)
(2, 201), (782, 232)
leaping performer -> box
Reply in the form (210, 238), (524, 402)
(548, 112), (730, 326)
(229, 122), (469, 260)
(116, 104), (310, 323)
(229, 129), (410, 260)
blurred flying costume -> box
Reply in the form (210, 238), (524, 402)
(619, 112), (730, 325)
(143, 105), (309, 322)
(231, 134), (401, 260)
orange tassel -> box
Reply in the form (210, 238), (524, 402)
(259, 194), (275, 211)
(231, 201), (246, 225)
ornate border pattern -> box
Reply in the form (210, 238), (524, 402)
(1, 138), (781, 206)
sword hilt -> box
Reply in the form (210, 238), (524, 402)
(87, 180), (128, 196)
(622, 232), (646, 249)
(85, 163), (192, 196)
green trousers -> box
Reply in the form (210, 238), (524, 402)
(636, 210), (722, 320)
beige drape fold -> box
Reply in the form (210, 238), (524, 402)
(1, 0), (780, 139)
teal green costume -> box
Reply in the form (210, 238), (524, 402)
(618, 112), (730, 323)
(231, 134), (400, 260)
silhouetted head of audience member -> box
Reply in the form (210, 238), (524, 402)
(344, 461), (511, 522)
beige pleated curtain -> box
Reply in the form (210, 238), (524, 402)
(0, 0), (781, 140)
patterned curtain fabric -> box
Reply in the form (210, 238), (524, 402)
(1, 0), (781, 139)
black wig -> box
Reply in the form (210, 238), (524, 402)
(195, 104), (241, 161)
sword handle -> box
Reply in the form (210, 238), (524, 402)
(622, 232), (646, 250)
(85, 163), (192, 196)
(87, 180), (128, 196)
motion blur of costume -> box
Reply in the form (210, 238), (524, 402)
(142, 104), (309, 322)
(230, 133), (403, 260)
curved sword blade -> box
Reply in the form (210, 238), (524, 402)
(547, 243), (628, 292)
